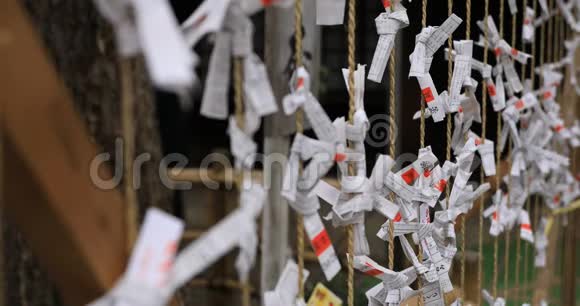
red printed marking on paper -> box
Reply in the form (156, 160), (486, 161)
(475, 137), (482, 146)
(494, 48), (501, 57)
(311, 230), (332, 256)
(423, 169), (431, 177)
(553, 124), (564, 132)
(296, 77), (305, 89)
(543, 91), (552, 100)
(382, 0), (391, 8)
(401, 168), (420, 185)
(262, 0), (274, 5)
(421, 87), (435, 103)
(553, 195), (560, 203)
(493, 211), (498, 220)
(521, 224), (532, 230)
(394, 212), (402, 222)
(364, 263), (384, 276)
(511, 48), (518, 56)
(515, 99), (525, 110)
(488, 84), (497, 97)
(334, 153), (347, 162)
(524, 18), (531, 25)
(458, 106), (463, 113)
(434, 179), (447, 192)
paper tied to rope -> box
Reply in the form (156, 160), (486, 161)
(447, 40), (474, 112)
(353, 255), (413, 288)
(522, 7), (536, 43)
(466, 131), (496, 177)
(264, 260), (309, 306)
(519, 209), (534, 243)
(314, 156), (399, 255)
(534, 218), (548, 267)
(481, 289), (506, 306)
(368, 5), (410, 83)
(87, 208), (184, 306)
(228, 117), (258, 169)
(316, 0), (346, 25)
(409, 14), (463, 123)
(282, 134), (336, 202)
(94, 0), (197, 92)
(557, 0), (580, 32)
(391, 223), (454, 294)
(477, 16), (526, 93)
(171, 183), (266, 288)
(287, 191), (341, 281)
(284, 67), (339, 144)
(484, 191), (506, 236)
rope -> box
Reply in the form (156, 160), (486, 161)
(233, 54), (251, 306)
(460, 0), (470, 299)
(531, 0), (537, 89)
(547, 0), (554, 65)
(477, 0), (490, 303)
(120, 58), (138, 253)
(293, 0), (305, 301)
(346, 1), (357, 306)
(417, 2), (428, 305)
(387, 0), (397, 270)
(515, 1), (526, 301)
(419, 0), (428, 149)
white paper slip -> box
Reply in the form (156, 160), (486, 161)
(169, 184), (265, 289)
(201, 31), (231, 119)
(448, 40), (473, 112)
(316, 0), (346, 25)
(264, 260), (310, 306)
(417, 75), (447, 122)
(126, 208), (185, 287)
(228, 117), (257, 169)
(368, 10), (409, 83)
(182, 0), (232, 47)
(522, 7), (535, 42)
(133, 0), (197, 91)
(424, 14), (463, 57)
(303, 213), (341, 281)
(244, 54), (278, 117)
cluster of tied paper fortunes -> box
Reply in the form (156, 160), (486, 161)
(89, 0), (580, 305)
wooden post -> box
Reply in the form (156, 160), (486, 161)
(0, 1), (126, 304)
(261, 0), (320, 297)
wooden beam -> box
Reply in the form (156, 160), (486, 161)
(0, 1), (126, 305)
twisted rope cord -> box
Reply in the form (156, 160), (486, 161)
(531, 0), (537, 89)
(346, 1), (357, 306)
(460, 0), (470, 299)
(492, 0), (505, 298)
(515, 1), (527, 300)
(293, 0), (305, 301)
(477, 0), (490, 303)
(120, 58), (138, 253)
(233, 53), (251, 306)
(547, 0), (554, 65)
(419, 0), (428, 149)
(387, 0), (397, 270)
(417, 2), (428, 305)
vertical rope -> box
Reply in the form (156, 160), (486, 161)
(460, 0), (469, 299)
(531, 0), (537, 89)
(417, 2), (428, 305)
(233, 51), (251, 306)
(419, 0), (428, 149)
(547, 0), (554, 65)
(387, 0), (397, 270)
(515, 1), (527, 301)
(120, 58), (138, 253)
(346, 1), (357, 306)
(293, 0), (305, 301)
(492, 0), (505, 298)
(478, 0), (490, 303)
